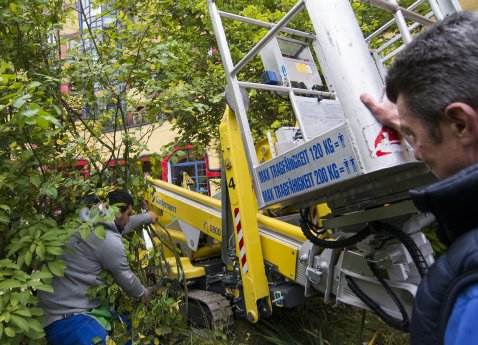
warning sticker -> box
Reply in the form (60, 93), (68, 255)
(364, 123), (403, 158)
(295, 62), (312, 74)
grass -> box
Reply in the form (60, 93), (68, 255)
(178, 299), (409, 345)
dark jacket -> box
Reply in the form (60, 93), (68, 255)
(409, 229), (478, 344)
(409, 163), (478, 344)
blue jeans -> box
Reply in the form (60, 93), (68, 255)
(44, 313), (144, 345)
(45, 314), (108, 345)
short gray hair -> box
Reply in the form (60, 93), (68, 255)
(386, 11), (478, 142)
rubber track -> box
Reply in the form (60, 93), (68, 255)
(187, 289), (234, 330)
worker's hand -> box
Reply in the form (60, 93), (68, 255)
(142, 287), (151, 304)
(148, 211), (158, 224)
(360, 93), (401, 132)
(147, 285), (161, 295)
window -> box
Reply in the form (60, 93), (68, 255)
(169, 149), (208, 194)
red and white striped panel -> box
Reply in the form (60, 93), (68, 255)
(234, 208), (248, 274)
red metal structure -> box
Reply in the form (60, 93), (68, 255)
(65, 148), (219, 196)
(57, 158), (91, 179)
(160, 145), (220, 195)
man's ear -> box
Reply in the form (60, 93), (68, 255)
(444, 102), (478, 145)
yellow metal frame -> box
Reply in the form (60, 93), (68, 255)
(165, 257), (206, 280)
(255, 135), (276, 164)
(146, 177), (305, 281)
(146, 179), (222, 242)
(145, 107), (318, 321)
(219, 106), (271, 322)
(148, 180), (306, 279)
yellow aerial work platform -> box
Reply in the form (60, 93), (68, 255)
(143, 0), (459, 332)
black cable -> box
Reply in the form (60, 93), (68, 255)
(346, 274), (409, 332)
(299, 208), (429, 276)
(367, 260), (409, 323)
(299, 209), (427, 332)
(300, 208), (429, 331)
(343, 221), (427, 331)
(368, 221), (429, 277)
(299, 208), (373, 249)
(300, 208), (328, 236)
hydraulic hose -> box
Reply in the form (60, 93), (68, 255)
(368, 221), (429, 277)
(299, 208), (429, 277)
(300, 209), (430, 331)
(346, 271), (409, 331)
(299, 208), (373, 249)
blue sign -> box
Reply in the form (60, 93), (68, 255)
(255, 123), (361, 207)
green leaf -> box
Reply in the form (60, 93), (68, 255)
(41, 231), (61, 241)
(28, 319), (43, 333)
(6, 242), (23, 257)
(0, 205), (11, 212)
(0, 260), (19, 269)
(9, 296), (18, 307)
(0, 279), (23, 290)
(45, 187), (57, 199)
(94, 225), (105, 240)
(29, 307), (44, 317)
(79, 227), (91, 240)
(36, 116), (49, 129)
(30, 175), (41, 187)
(2, 311), (10, 322)
(20, 150), (33, 161)
(47, 260), (65, 276)
(9, 314), (29, 332)
(30, 271), (53, 280)
(43, 218), (58, 227)
(45, 246), (63, 256)
(24, 116), (37, 125)
(0, 211), (9, 224)
(42, 115), (61, 127)
(12, 95), (28, 109)
(154, 325), (172, 336)
(12, 271), (27, 282)
(11, 291), (30, 305)
(24, 250), (32, 266)
(25, 328), (45, 340)
(21, 108), (39, 117)
(27, 81), (41, 89)
(4, 326), (15, 337)
(32, 284), (54, 293)
(35, 244), (45, 260)
(12, 308), (31, 318)
(17, 255), (25, 268)
(53, 105), (61, 115)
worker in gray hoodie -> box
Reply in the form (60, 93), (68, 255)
(38, 190), (158, 345)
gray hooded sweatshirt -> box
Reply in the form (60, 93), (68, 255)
(38, 207), (152, 322)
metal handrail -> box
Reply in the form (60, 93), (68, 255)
(218, 10), (315, 40)
(365, 0), (427, 42)
(237, 81), (335, 98)
(230, 0), (306, 77)
(359, 0), (434, 25)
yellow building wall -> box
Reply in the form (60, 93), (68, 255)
(141, 122), (221, 170)
(78, 120), (221, 170)
(63, 9), (78, 36)
(460, 0), (478, 10)
(127, 121), (178, 156)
